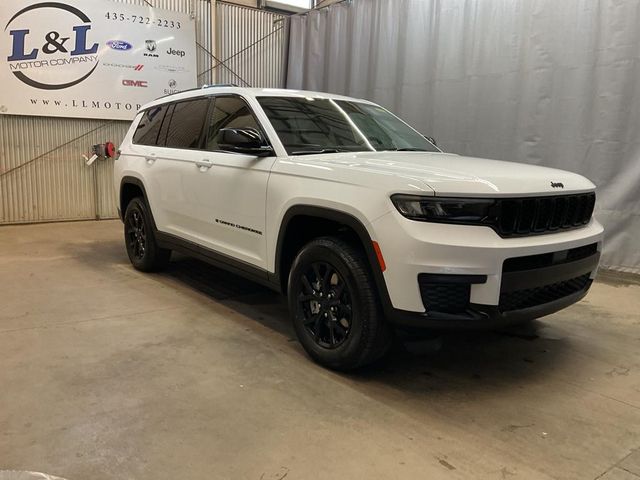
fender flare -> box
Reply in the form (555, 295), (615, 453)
(272, 205), (394, 314)
(119, 176), (158, 230)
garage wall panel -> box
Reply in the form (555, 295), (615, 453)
(0, 116), (130, 223)
(215, 2), (286, 88)
(287, 0), (640, 274)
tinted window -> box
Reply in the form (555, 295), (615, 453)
(257, 97), (366, 154)
(165, 98), (210, 149)
(132, 105), (168, 146)
(257, 96), (439, 155)
(206, 96), (263, 151)
(336, 101), (438, 152)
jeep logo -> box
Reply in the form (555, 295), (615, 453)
(166, 48), (186, 57)
(551, 182), (564, 189)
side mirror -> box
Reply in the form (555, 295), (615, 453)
(217, 127), (273, 157)
(423, 135), (437, 146)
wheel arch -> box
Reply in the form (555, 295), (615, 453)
(272, 205), (393, 314)
(119, 176), (158, 230)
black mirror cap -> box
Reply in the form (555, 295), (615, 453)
(217, 127), (274, 157)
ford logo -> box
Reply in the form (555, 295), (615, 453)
(107, 40), (133, 51)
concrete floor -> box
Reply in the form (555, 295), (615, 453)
(1, 220), (639, 480)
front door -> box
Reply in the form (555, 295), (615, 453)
(185, 95), (276, 269)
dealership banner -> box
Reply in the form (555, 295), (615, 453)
(0, 0), (197, 120)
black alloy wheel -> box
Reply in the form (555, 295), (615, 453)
(288, 236), (392, 370)
(297, 262), (353, 349)
(123, 197), (171, 272)
(126, 209), (147, 260)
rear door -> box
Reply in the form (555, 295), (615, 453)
(126, 102), (171, 227)
(144, 97), (212, 239)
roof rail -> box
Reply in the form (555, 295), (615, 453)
(202, 83), (239, 88)
(155, 83), (240, 101)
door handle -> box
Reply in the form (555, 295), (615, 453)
(195, 159), (213, 169)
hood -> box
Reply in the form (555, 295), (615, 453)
(300, 151), (595, 197)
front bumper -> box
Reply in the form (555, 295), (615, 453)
(372, 210), (604, 329)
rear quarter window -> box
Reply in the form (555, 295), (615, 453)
(132, 105), (168, 146)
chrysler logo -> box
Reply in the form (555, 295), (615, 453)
(551, 181), (564, 188)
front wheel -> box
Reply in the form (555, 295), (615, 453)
(287, 237), (391, 370)
(123, 197), (171, 272)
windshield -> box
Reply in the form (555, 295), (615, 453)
(256, 96), (439, 155)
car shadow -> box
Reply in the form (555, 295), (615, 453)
(160, 254), (571, 395)
(71, 236), (572, 395)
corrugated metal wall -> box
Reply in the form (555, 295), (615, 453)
(0, 117), (129, 222)
(0, 0), (286, 224)
(215, 2), (286, 88)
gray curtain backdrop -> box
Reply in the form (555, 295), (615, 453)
(286, 0), (640, 274)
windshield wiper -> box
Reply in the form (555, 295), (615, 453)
(291, 148), (347, 155)
(382, 147), (429, 152)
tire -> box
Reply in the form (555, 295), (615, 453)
(123, 197), (171, 272)
(287, 236), (392, 370)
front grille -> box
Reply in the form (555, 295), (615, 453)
(496, 193), (595, 237)
(499, 274), (591, 312)
(418, 278), (471, 314)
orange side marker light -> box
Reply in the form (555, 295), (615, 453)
(372, 241), (386, 272)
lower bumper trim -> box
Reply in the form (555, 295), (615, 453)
(387, 282), (591, 330)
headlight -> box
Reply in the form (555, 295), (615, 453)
(390, 195), (496, 224)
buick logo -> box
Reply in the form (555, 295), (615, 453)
(164, 78), (178, 95)
(5, 2), (99, 90)
(551, 182), (564, 189)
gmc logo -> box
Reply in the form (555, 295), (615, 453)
(122, 79), (147, 87)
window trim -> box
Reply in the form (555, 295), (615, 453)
(155, 103), (175, 148)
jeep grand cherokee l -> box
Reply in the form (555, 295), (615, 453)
(114, 86), (603, 370)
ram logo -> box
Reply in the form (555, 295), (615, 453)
(551, 181), (564, 189)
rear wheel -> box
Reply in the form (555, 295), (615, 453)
(124, 197), (171, 272)
(288, 237), (391, 370)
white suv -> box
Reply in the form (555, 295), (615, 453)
(114, 86), (603, 370)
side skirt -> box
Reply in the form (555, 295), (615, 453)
(155, 231), (282, 293)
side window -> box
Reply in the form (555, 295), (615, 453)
(206, 96), (263, 151)
(132, 104), (168, 146)
(165, 98), (210, 149)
